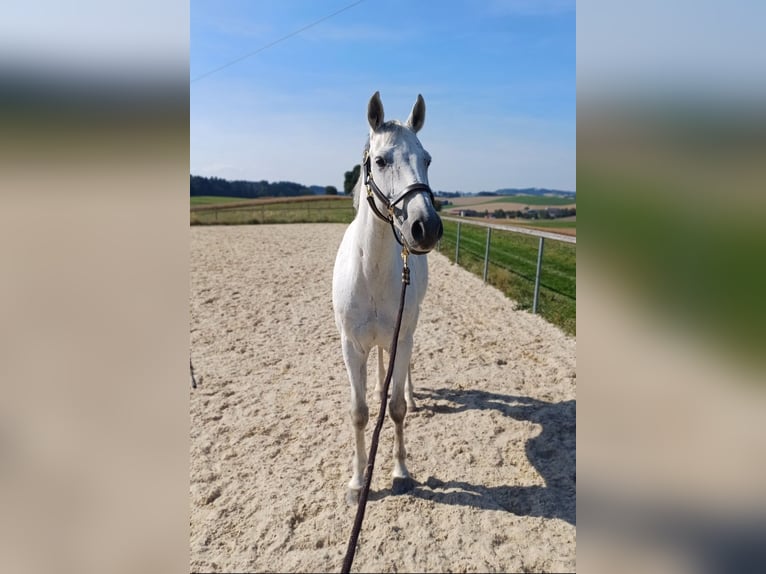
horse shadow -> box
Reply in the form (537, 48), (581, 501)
(372, 387), (576, 526)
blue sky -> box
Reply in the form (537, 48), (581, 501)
(191, 0), (575, 193)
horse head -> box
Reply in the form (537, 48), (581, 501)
(364, 91), (443, 254)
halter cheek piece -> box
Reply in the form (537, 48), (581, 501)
(362, 149), (435, 255)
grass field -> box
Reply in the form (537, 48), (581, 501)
(437, 219), (576, 335)
(486, 195), (575, 206)
(448, 194), (575, 208)
(444, 194), (576, 237)
(512, 219), (577, 229)
(458, 216), (577, 236)
(190, 196), (259, 206)
(190, 196), (355, 225)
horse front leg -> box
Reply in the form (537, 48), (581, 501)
(341, 336), (369, 506)
(374, 345), (384, 397)
(388, 336), (414, 494)
(405, 361), (418, 411)
(379, 348), (417, 411)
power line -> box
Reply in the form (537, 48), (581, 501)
(191, 0), (366, 83)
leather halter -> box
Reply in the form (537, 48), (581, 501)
(362, 148), (435, 254)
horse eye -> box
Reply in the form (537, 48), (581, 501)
(375, 156), (386, 168)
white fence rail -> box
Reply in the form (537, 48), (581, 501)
(441, 216), (576, 244)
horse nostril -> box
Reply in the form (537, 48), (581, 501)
(412, 220), (425, 243)
(437, 220), (443, 240)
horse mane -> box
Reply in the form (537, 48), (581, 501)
(352, 140), (369, 211)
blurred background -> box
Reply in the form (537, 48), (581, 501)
(0, 2), (190, 573)
(1, 1), (764, 573)
(578, 1), (766, 573)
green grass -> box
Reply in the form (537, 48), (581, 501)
(437, 220), (576, 335)
(190, 197), (355, 225)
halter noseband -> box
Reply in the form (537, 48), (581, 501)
(362, 148), (435, 254)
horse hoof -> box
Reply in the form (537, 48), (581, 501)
(391, 476), (414, 495)
(346, 488), (360, 506)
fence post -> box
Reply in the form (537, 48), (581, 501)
(455, 221), (461, 264)
(532, 237), (545, 314)
(483, 227), (492, 283)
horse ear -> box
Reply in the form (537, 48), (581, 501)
(367, 91), (384, 131)
(406, 94), (426, 133)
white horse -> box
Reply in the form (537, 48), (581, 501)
(332, 91), (443, 504)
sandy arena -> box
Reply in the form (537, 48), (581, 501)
(190, 224), (576, 573)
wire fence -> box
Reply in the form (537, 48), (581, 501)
(438, 216), (576, 335)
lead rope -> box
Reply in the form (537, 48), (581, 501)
(341, 247), (411, 574)
(190, 358), (198, 389)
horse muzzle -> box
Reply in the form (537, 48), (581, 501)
(402, 208), (443, 254)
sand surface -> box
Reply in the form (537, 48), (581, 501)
(190, 224), (576, 573)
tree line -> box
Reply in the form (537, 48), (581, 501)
(191, 175), (320, 199)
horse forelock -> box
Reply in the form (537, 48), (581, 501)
(377, 120), (413, 141)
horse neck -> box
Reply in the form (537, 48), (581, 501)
(355, 193), (402, 276)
